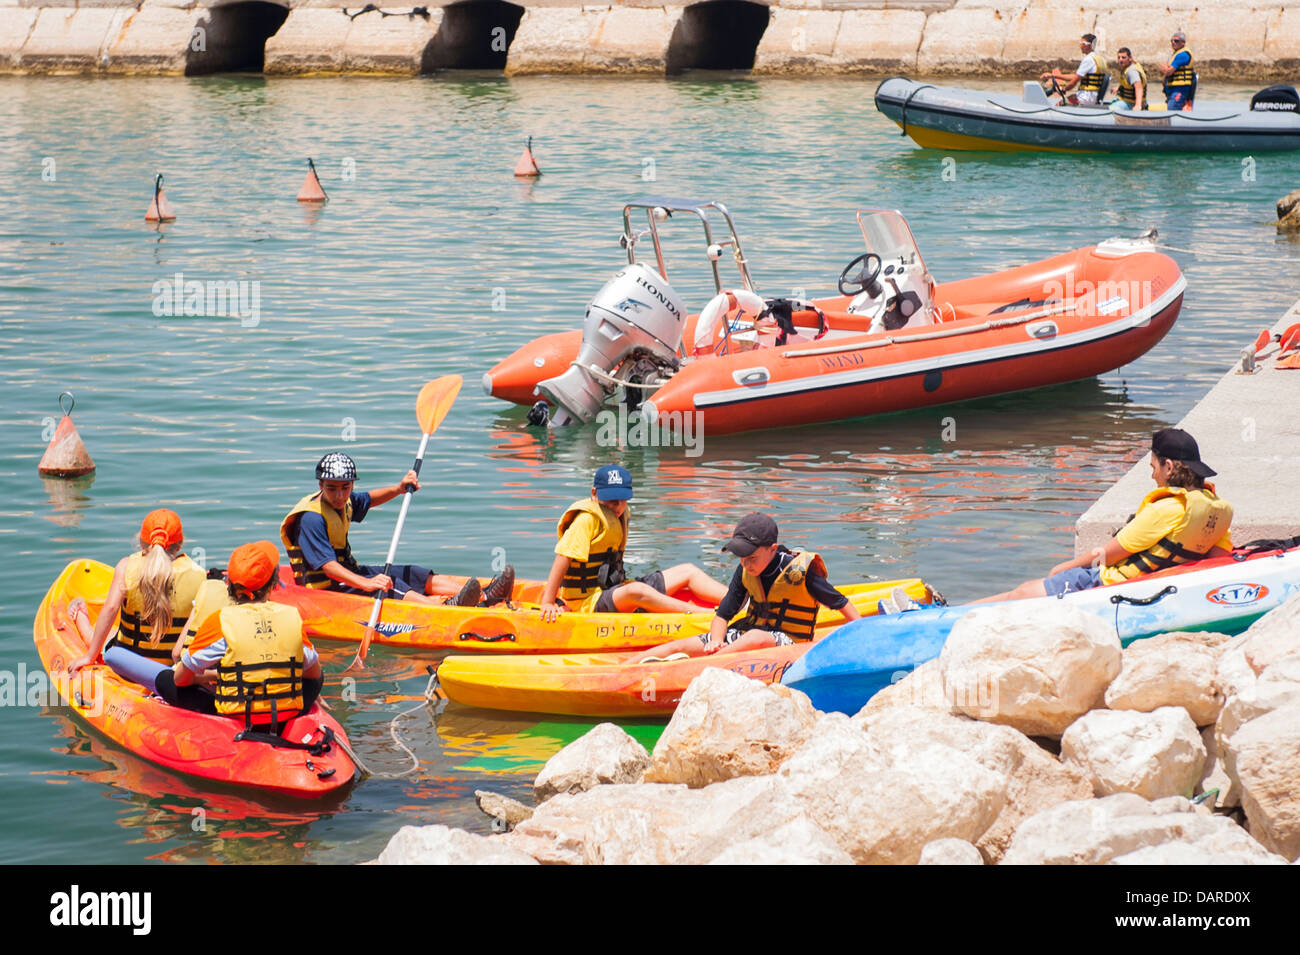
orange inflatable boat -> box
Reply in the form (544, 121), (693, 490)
(484, 201), (1185, 436)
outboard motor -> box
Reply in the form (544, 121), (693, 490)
(537, 263), (686, 426)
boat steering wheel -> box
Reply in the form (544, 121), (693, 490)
(838, 253), (883, 297)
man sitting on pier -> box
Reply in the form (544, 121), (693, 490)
(974, 429), (1233, 602)
(1040, 34), (1108, 106)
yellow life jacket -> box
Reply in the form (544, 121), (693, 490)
(740, 549), (827, 642)
(280, 492), (359, 589)
(556, 498), (627, 604)
(1117, 61), (1148, 108)
(1165, 49), (1195, 90)
(213, 602), (307, 723)
(181, 578), (232, 644)
(1078, 52), (1108, 94)
(116, 552), (204, 661)
(1107, 485), (1233, 581)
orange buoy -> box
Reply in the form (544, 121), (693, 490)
(513, 137), (541, 178)
(297, 158), (328, 202)
(144, 173), (176, 222)
(38, 392), (95, 478)
(1277, 352), (1300, 369)
(1253, 328), (1271, 356)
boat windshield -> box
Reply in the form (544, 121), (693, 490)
(856, 209), (927, 273)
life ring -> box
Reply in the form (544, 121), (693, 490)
(692, 289), (767, 356)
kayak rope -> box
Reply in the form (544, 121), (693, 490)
(334, 667), (439, 778)
(899, 84), (935, 136)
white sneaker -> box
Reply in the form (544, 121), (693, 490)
(891, 586), (920, 612)
(876, 595), (899, 615)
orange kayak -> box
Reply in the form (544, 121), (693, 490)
(272, 567), (923, 654)
(433, 579), (935, 717)
(35, 560), (355, 799)
(484, 204), (1184, 435)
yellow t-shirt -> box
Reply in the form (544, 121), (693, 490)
(181, 578), (233, 642)
(555, 512), (601, 563)
(1101, 498), (1233, 585)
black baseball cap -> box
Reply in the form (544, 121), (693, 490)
(722, 513), (779, 557)
(1152, 428), (1216, 478)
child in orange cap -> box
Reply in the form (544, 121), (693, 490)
(68, 509), (206, 691)
(157, 541), (323, 725)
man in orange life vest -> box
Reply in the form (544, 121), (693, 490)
(281, 452), (512, 607)
(977, 429), (1233, 602)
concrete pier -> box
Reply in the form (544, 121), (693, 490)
(2, 1), (1298, 78)
(1076, 296), (1300, 555)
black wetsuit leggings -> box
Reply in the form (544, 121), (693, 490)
(154, 671), (323, 719)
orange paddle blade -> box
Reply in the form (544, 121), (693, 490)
(416, 375), (463, 435)
(1278, 322), (1300, 355)
(1253, 328), (1271, 356)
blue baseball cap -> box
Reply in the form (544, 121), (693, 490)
(593, 465), (633, 501)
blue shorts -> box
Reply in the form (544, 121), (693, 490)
(334, 563), (431, 597)
(1166, 88), (1191, 110)
(1042, 565), (1103, 597)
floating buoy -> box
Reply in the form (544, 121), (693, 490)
(144, 173), (176, 222)
(513, 137), (541, 178)
(297, 158), (329, 202)
(1277, 352), (1300, 369)
(38, 392), (96, 478)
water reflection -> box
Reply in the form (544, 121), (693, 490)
(41, 472), (95, 527)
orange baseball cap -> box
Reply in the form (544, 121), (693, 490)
(227, 540), (280, 592)
(140, 509), (183, 548)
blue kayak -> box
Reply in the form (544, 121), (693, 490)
(782, 545), (1300, 715)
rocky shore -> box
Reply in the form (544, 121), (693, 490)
(2, 1), (1298, 79)
(374, 591), (1300, 865)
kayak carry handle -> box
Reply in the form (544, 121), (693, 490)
(1109, 585), (1177, 606)
(458, 631), (517, 642)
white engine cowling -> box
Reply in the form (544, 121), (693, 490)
(537, 263), (686, 426)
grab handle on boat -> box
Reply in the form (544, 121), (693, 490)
(1109, 585), (1177, 606)
(458, 631), (517, 643)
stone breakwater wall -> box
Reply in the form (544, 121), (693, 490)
(2, 0), (1299, 79)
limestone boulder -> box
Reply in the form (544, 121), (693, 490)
(474, 790), (533, 832)
(704, 815), (853, 866)
(645, 667), (818, 788)
(1061, 707), (1205, 800)
(832, 10), (926, 74)
(919, 839), (984, 866)
(1003, 794), (1284, 865)
(533, 722), (649, 803)
(752, 9), (840, 76)
(939, 602), (1121, 737)
(1104, 632), (1224, 726)
(1215, 679), (1300, 806)
(1278, 190), (1300, 232)
(1229, 705), (1300, 861)
(1, 9), (41, 70)
(854, 705), (1092, 863)
(857, 658), (956, 718)
(917, 8), (1005, 75)
(504, 8), (592, 75)
(502, 775), (808, 866)
(777, 717), (1006, 865)
(1240, 590), (1300, 674)
(1214, 635), (1257, 702)
(374, 825), (538, 865)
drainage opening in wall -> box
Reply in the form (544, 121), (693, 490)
(666, 1), (771, 75)
(423, 1), (526, 72)
(185, 1), (289, 75)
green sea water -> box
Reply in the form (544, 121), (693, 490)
(1, 73), (1296, 863)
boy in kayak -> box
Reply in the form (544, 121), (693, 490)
(634, 513), (861, 660)
(975, 429), (1232, 602)
(281, 452), (512, 607)
(1040, 34), (1108, 106)
(538, 465), (727, 621)
(156, 540), (322, 724)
